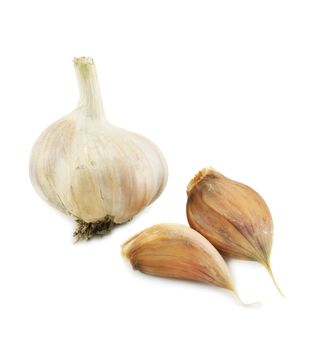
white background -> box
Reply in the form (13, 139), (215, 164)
(0, 1), (311, 349)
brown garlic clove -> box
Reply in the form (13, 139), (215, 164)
(186, 167), (283, 295)
(122, 223), (235, 293)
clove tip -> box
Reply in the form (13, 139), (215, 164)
(265, 262), (285, 297)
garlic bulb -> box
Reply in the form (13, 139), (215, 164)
(186, 168), (283, 295)
(122, 223), (235, 292)
(30, 57), (168, 240)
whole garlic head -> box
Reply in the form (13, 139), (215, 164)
(30, 57), (168, 240)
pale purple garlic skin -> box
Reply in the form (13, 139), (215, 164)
(30, 57), (168, 240)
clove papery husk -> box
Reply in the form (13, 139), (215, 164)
(122, 223), (235, 294)
(186, 168), (283, 296)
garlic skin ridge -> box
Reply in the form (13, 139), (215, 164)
(29, 57), (168, 239)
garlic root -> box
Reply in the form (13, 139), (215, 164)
(74, 216), (115, 241)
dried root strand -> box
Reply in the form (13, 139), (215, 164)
(74, 216), (115, 241)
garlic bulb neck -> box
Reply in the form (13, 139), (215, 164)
(74, 57), (105, 119)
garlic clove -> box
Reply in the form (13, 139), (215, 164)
(186, 168), (283, 295)
(29, 57), (168, 240)
(122, 223), (235, 292)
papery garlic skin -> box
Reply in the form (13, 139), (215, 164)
(30, 57), (168, 238)
(122, 223), (235, 291)
(186, 168), (283, 295)
(187, 168), (272, 263)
